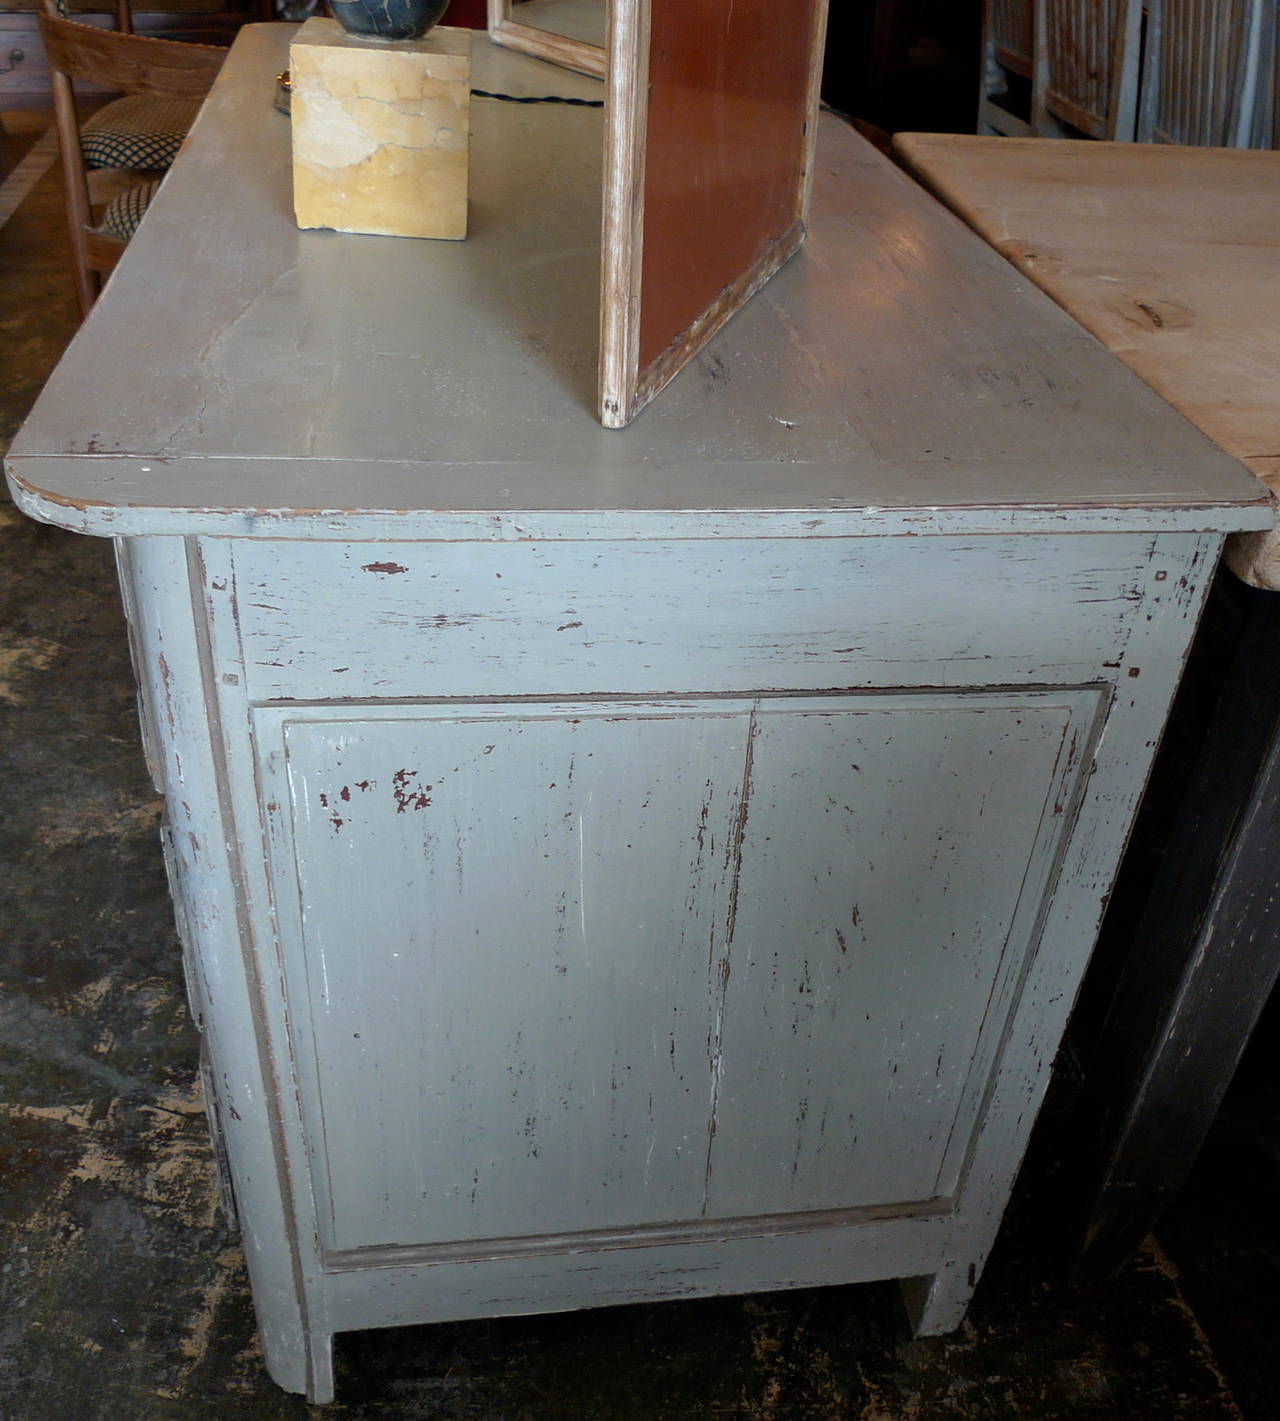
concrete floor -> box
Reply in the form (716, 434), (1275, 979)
(0, 107), (1275, 1419)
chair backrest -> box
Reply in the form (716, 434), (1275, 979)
(46, 0), (137, 33)
(38, 10), (227, 95)
(1041, 0), (1143, 139)
(1138, 0), (1278, 146)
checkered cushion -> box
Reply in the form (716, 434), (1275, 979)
(97, 177), (160, 241)
(81, 95), (200, 171)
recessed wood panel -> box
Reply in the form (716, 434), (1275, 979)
(705, 691), (1100, 1217)
(268, 703), (749, 1252)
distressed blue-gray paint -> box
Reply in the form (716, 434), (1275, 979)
(3, 24), (1271, 1406)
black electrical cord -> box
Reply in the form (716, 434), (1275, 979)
(470, 88), (603, 107)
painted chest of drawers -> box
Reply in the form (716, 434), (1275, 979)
(6, 26), (1269, 1403)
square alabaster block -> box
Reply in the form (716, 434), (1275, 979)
(291, 17), (470, 241)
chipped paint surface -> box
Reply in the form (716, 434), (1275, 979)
(0, 499), (1248, 1417)
(0, 117), (1261, 1419)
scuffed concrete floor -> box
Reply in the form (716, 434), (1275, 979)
(0, 110), (1273, 1419)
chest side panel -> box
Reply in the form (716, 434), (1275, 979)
(261, 702), (750, 1253)
(255, 683), (1101, 1257)
(704, 689), (1101, 1216)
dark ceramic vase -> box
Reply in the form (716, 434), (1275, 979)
(327, 0), (450, 41)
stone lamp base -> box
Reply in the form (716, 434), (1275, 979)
(290, 17), (470, 241)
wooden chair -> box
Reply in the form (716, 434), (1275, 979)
(38, 5), (226, 314)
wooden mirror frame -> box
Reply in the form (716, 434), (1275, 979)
(486, 0), (606, 80)
(599, 0), (830, 427)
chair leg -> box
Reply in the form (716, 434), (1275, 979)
(48, 69), (98, 317)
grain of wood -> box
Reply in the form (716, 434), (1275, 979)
(39, 11), (223, 94)
(597, 0), (646, 427)
(893, 132), (1280, 584)
(487, 0), (605, 78)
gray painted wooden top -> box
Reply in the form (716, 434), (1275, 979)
(5, 24), (1269, 540)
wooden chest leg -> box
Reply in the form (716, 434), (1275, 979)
(900, 1261), (975, 1336)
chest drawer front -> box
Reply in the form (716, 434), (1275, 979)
(224, 535), (1153, 703)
